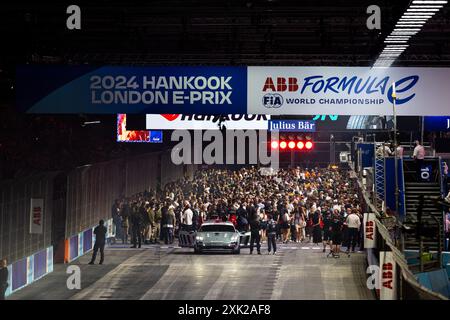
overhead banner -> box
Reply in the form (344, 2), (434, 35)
(363, 213), (377, 249)
(268, 120), (316, 132)
(424, 116), (450, 131)
(146, 114), (270, 130)
(29, 198), (44, 234)
(17, 66), (247, 114)
(379, 251), (397, 300)
(17, 65), (450, 115)
(247, 67), (450, 116)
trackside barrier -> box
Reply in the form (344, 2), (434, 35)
(5, 246), (53, 297)
(64, 218), (114, 263)
(357, 177), (448, 300)
(178, 230), (196, 248)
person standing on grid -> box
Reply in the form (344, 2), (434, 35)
(89, 220), (107, 265)
(0, 259), (9, 300)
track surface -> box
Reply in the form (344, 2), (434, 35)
(10, 242), (374, 300)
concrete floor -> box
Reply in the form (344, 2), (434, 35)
(9, 242), (375, 300)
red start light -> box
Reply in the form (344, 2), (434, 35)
(270, 140), (313, 151)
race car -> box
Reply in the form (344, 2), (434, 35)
(193, 221), (241, 254)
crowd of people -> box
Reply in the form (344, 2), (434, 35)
(111, 166), (364, 257)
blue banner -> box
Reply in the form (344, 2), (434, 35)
(356, 143), (374, 168)
(424, 116), (450, 131)
(150, 131), (163, 143)
(268, 120), (316, 132)
(385, 158), (405, 217)
(17, 65), (247, 114)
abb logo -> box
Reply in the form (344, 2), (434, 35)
(365, 220), (374, 240)
(263, 77), (299, 92)
(382, 263), (394, 289)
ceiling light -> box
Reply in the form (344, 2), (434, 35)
(374, 0), (447, 68)
(386, 35), (412, 38)
(412, 1), (447, 4)
(384, 40), (408, 43)
(399, 18), (428, 21)
(403, 13), (434, 17)
(407, 8), (440, 11)
(393, 28), (421, 31)
(396, 24), (425, 27)
(410, 5), (444, 8)
(391, 31), (418, 34)
(397, 21), (426, 24)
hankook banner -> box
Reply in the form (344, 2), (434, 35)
(17, 65), (450, 115)
(146, 114), (270, 130)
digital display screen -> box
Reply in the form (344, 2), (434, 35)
(117, 114), (162, 143)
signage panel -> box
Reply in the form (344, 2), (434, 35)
(248, 66), (450, 116)
(268, 120), (316, 132)
(146, 114), (270, 130)
(16, 66), (450, 116)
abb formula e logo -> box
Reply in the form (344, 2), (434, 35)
(260, 75), (419, 106)
(263, 77), (299, 92)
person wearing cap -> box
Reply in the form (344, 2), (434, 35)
(89, 220), (107, 265)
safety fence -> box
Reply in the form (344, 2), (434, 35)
(64, 218), (115, 263)
(358, 178), (448, 300)
(4, 246), (53, 298)
(1, 149), (196, 295)
(0, 173), (56, 265)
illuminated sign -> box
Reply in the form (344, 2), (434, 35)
(424, 116), (450, 131)
(17, 65), (450, 116)
(268, 120), (316, 132)
(146, 114), (270, 130)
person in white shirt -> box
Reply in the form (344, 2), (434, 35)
(345, 208), (361, 253)
(413, 140), (426, 181)
(181, 201), (194, 231)
(395, 144), (404, 158)
(376, 144), (393, 157)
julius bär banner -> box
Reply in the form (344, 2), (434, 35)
(17, 65), (450, 115)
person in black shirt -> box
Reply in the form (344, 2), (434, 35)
(330, 212), (344, 258)
(89, 220), (107, 265)
(322, 211), (333, 253)
(130, 207), (143, 248)
(0, 259), (8, 300)
(266, 215), (277, 255)
(248, 204), (261, 254)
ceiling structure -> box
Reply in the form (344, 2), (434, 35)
(1, 0), (449, 95)
(1, 0), (449, 66)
